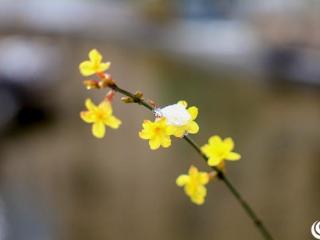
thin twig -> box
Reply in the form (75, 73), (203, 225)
(183, 135), (274, 240)
(111, 83), (274, 240)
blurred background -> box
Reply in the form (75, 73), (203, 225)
(0, 0), (320, 239)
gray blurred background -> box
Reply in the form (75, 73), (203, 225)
(0, 0), (319, 239)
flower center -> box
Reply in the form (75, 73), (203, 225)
(95, 110), (106, 121)
(154, 127), (162, 134)
(93, 62), (100, 70)
(214, 148), (227, 158)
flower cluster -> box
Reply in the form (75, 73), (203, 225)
(139, 100), (199, 150)
(80, 98), (121, 138)
(79, 49), (110, 77)
(79, 49), (241, 205)
(201, 135), (241, 166)
(139, 118), (174, 150)
(79, 49), (121, 138)
(176, 166), (210, 205)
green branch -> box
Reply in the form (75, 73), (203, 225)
(111, 84), (274, 240)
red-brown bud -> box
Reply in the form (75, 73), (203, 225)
(83, 80), (99, 90)
(148, 99), (157, 108)
(106, 90), (116, 102)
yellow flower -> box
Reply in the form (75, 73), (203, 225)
(79, 49), (111, 76)
(176, 165), (210, 205)
(201, 135), (241, 166)
(80, 98), (121, 138)
(139, 118), (174, 150)
(159, 101), (199, 138)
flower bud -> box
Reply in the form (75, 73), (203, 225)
(83, 80), (99, 90)
(106, 90), (115, 102)
(134, 91), (144, 99)
(148, 99), (157, 108)
(208, 171), (217, 181)
(98, 78), (115, 88)
(121, 96), (134, 103)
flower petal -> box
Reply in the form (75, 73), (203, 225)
(92, 122), (105, 138)
(187, 121), (199, 134)
(178, 100), (188, 107)
(157, 117), (167, 126)
(105, 116), (121, 129)
(201, 144), (211, 156)
(207, 157), (223, 167)
(89, 49), (102, 64)
(196, 185), (207, 196)
(80, 111), (95, 123)
(199, 173), (209, 184)
(208, 135), (222, 145)
(79, 61), (95, 76)
(167, 125), (177, 136)
(224, 137), (234, 151)
(139, 130), (150, 139)
(226, 152), (241, 161)
(85, 98), (97, 111)
(97, 62), (111, 73)
(173, 126), (185, 138)
(142, 120), (151, 129)
(187, 106), (198, 120)
(149, 138), (161, 150)
(176, 175), (190, 186)
(161, 136), (171, 148)
(190, 186), (207, 205)
(188, 165), (198, 176)
(98, 100), (112, 115)
(191, 195), (205, 205)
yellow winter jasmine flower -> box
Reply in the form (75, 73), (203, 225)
(158, 101), (199, 138)
(139, 118), (174, 150)
(201, 135), (241, 166)
(80, 98), (121, 138)
(79, 49), (111, 76)
(176, 165), (210, 205)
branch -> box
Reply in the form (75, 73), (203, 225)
(111, 84), (274, 240)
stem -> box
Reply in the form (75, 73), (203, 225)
(112, 85), (154, 111)
(111, 84), (274, 240)
(183, 135), (273, 240)
(220, 175), (274, 240)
